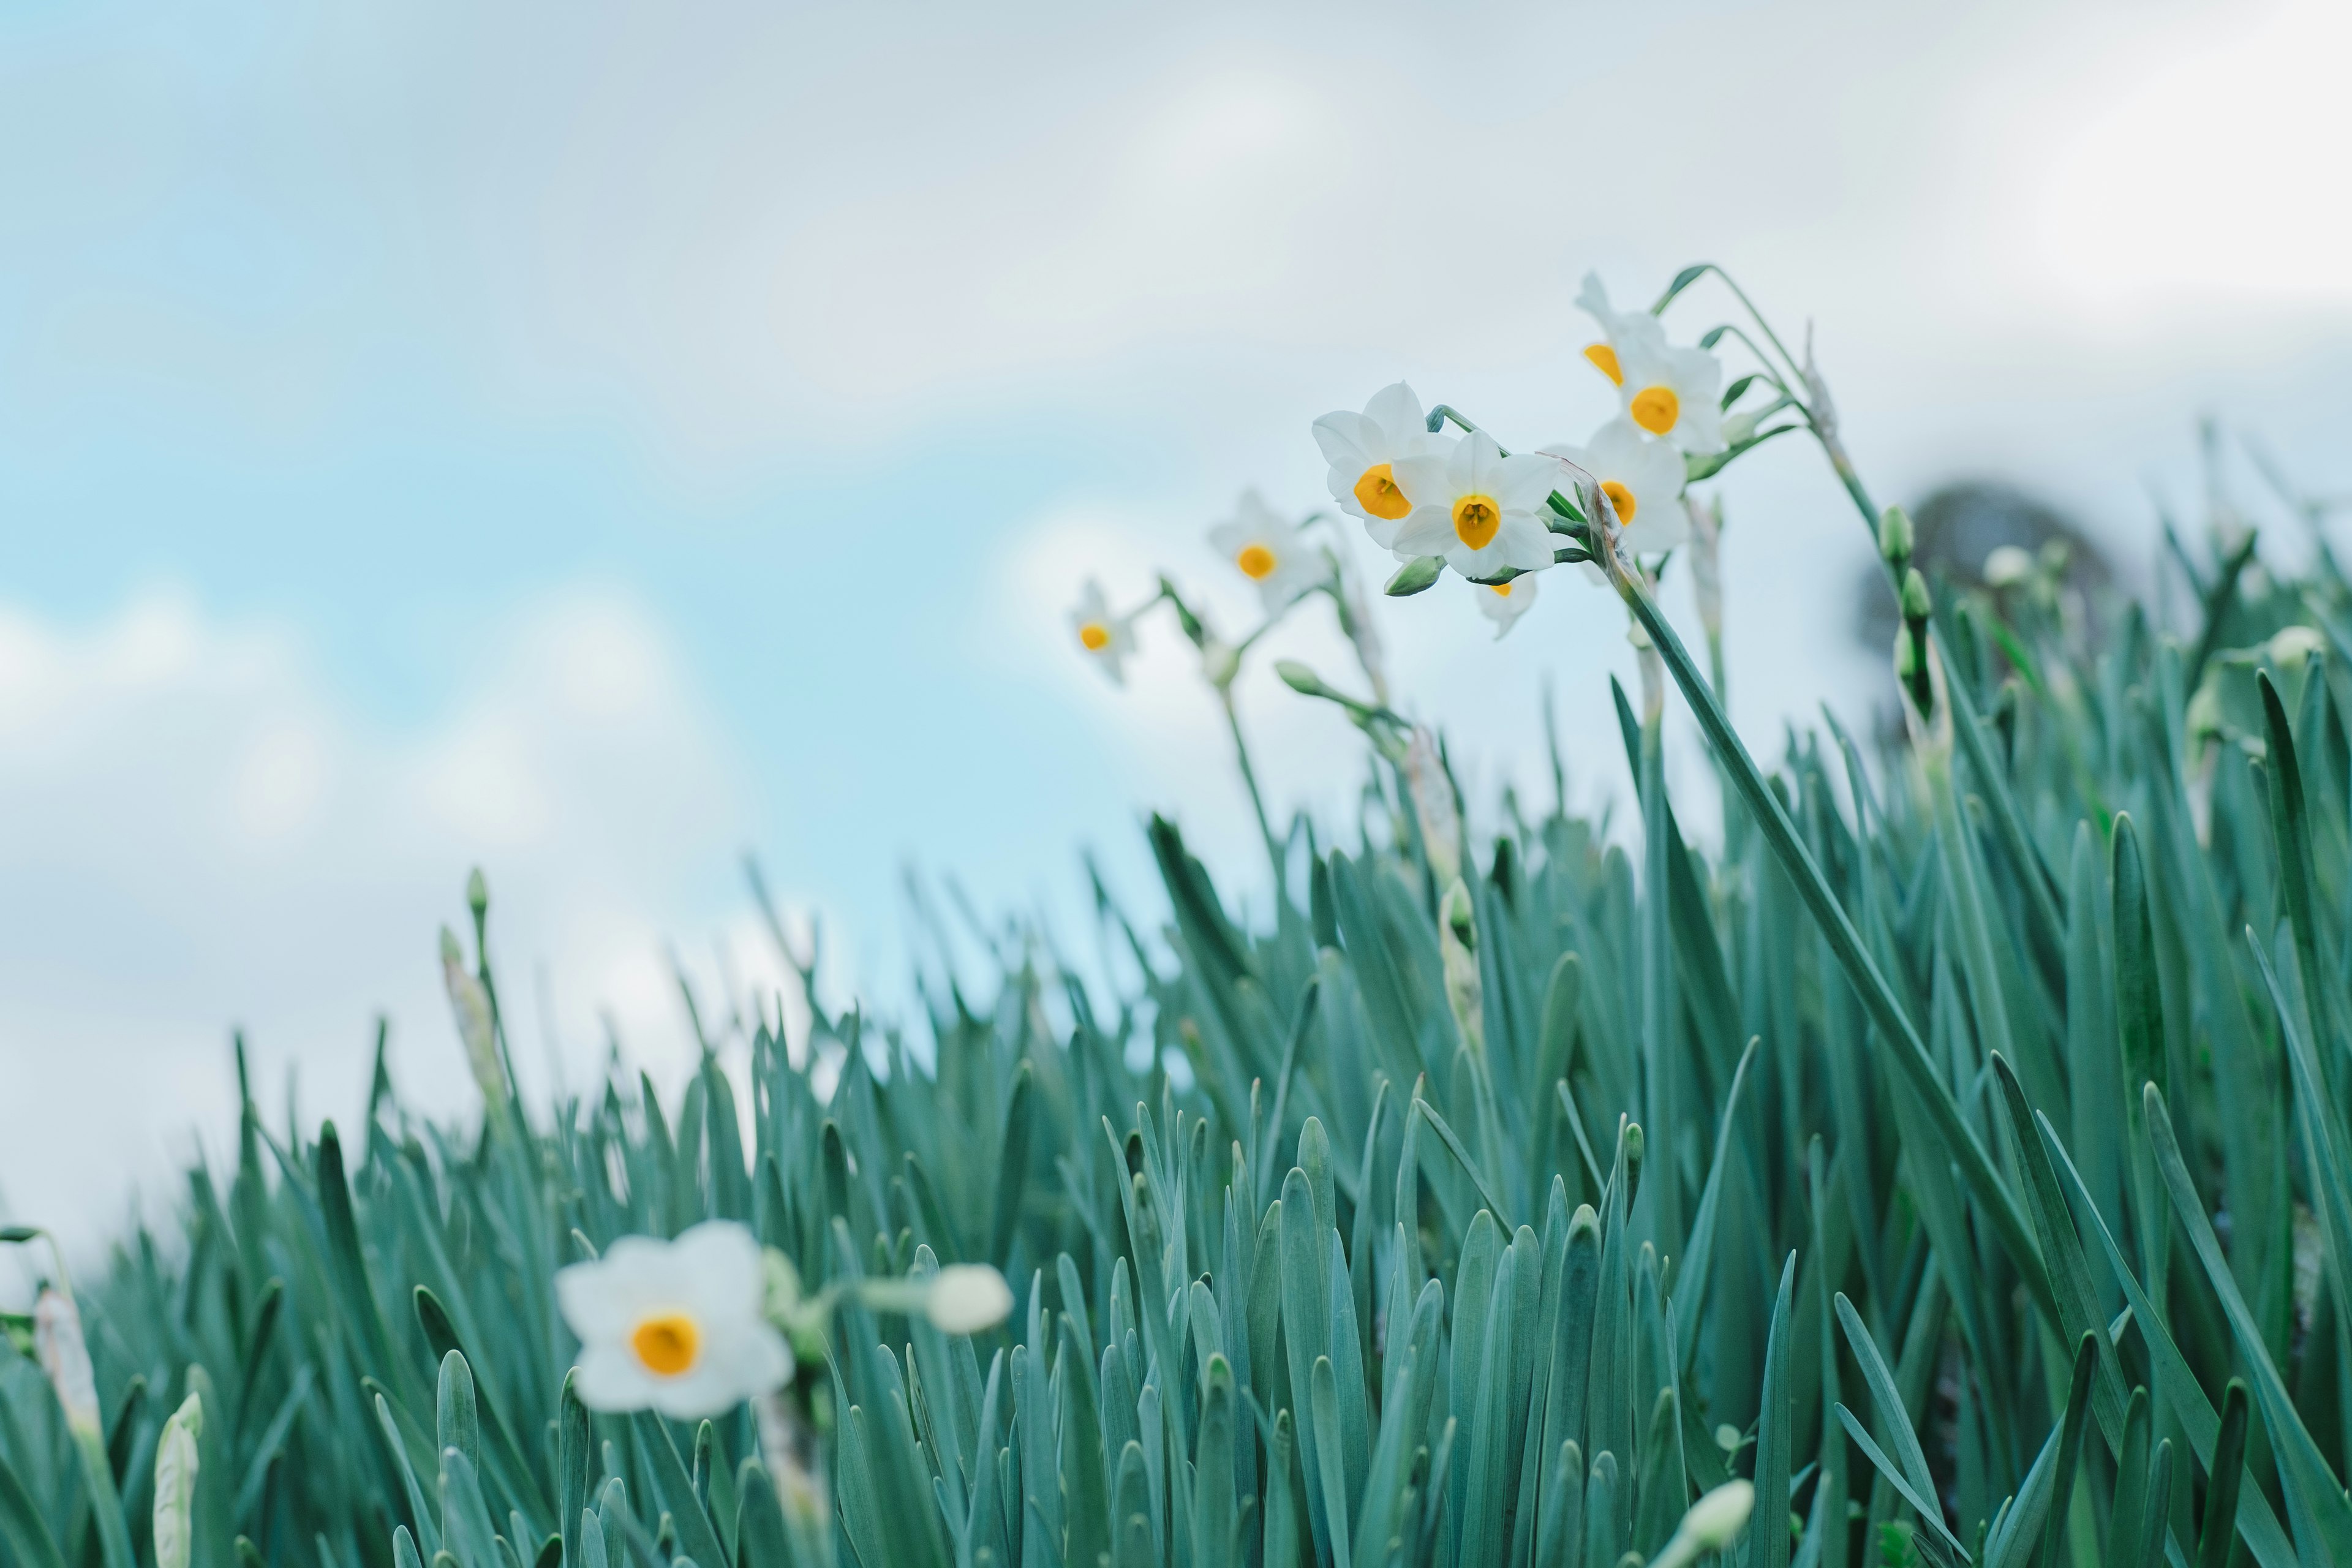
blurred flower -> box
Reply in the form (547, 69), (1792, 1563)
(556, 1221), (792, 1419)
(1392, 431), (1561, 582)
(1537, 418), (1689, 558)
(1474, 573), (1538, 639)
(1313, 383), (1448, 551)
(2269, 624), (2327, 667)
(1069, 579), (1137, 685)
(1983, 545), (2034, 587)
(925, 1265), (1016, 1333)
(439, 927), (506, 1110)
(1208, 490), (1322, 612)
(154, 1393), (202, 1568)
(1651, 1479), (1757, 1568)
(34, 1287), (99, 1438)
(1580, 274), (1725, 454)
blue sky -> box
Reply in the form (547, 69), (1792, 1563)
(4, 0), (2350, 1246)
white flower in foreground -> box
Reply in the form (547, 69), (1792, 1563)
(1575, 272), (1668, 390)
(1313, 382), (1449, 551)
(1651, 1479), (1756, 1568)
(1537, 418), (1690, 559)
(154, 1393), (202, 1568)
(1580, 273), (1725, 456)
(1068, 579), (1137, 685)
(556, 1221), (792, 1419)
(1208, 490), (1323, 612)
(925, 1264), (1016, 1333)
(1391, 431), (1561, 582)
(1473, 572), (1538, 639)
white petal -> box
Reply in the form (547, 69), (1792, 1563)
(573, 1343), (660, 1412)
(1389, 452), (1453, 507)
(668, 1221), (766, 1320)
(1493, 513), (1561, 573)
(1312, 412), (1377, 472)
(1363, 382), (1426, 448)
(1391, 507), (1455, 557)
(1493, 452), (1565, 508)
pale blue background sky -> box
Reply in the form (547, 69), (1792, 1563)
(4, 0), (2349, 1245)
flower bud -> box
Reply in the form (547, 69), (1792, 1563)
(466, 867), (489, 919)
(1651, 1479), (1758, 1567)
(1275, 660), (1329, 698)
(1441, 879), (1476, 953)
(1894, 627), (1920, 685)
(154, 1392), (203, 1568)
(440, 926), (505, 1109)
(1877, 505), (1913, 565)
(1384, 555), (1444, 598)
(1983, 545), (2032, 588)
(925, 1264), (1014, 1334)
(34, 1287), (100, 1438)
(1901, 568), (1932, 623)
(1200, 639), (1241, 689)
(2269, 624), (2326, 668)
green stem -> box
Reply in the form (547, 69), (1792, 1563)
(1221, 687), (1288, 898)
(1613, 567), (2056, 1325)
(1818, 423), (2068, 949)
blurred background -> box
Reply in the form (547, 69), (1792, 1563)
(2, 0), (2348, 1251)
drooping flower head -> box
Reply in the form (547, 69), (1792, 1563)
(1068, 578), (1137, 685)
(1312, 382), (1449, 551)
(556, 1220), (793, 1419)
(1474, 570), (1538, 639)
(1538, 417), (1691, 559)
(1578, 273), (1725, 456)
(1207, 490), (1322, 612)
(1390, 430), (1562, 582)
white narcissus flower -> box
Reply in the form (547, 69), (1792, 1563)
(1983, 545), (2033, 587)
(2270, 624), (2327, 666)
(1068, 579), (1137, 685)
(925, 1264), (1016, 1333)
(1390, 431), (1561, 582)
(1312, 382), (1449, 551)
(1207, 490), (1322, 612)
(1575, 272), (1669, 391)
(1578, 273), (1725, 456)
(556, 1221), (793, 1419)
(1473, 572), (1538, 639)
(1537, 418), (1690, 559)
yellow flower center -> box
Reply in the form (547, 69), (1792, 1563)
(629, 1313), (701, 1378)
(1600, 480), (1637, 524)
(1353, 463), (1411, 521)
(1078, 622), (1112, 652)
(1489, 582), (1513, 598)
(1236, 544), (1277, 580)
(1629, 385), (1679, 436)
(1452, 494), (1500, 550)
(1583, 343), (1623, 386)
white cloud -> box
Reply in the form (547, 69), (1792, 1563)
(0, 585), (805, 1262)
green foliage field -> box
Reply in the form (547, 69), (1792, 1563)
(10, 478), (2352, 1568)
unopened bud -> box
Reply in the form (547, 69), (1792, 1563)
(1901, 568), (1932, 622)
(1200, 639), (1241, 689)
(34, 1287), (100, 1438)
(1894, 628), (1920, 685)
(1877, 505), (1913, 565)
(1651, 1479), (1758, 1568)
(154, 1393), (203, 1568)
(1983, 545), (2032, 589)
(466, 867), (488, 919)
(2269, 624), (2326, 668)
(925, 1264), (1014, 1334)
(440, 926), (505, 1109)
(1275, 660), (1328, 698)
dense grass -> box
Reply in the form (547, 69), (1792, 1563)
(10, 421), (2352, 1567)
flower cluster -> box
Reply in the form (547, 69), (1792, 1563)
(554, 1220), (1013, 1419)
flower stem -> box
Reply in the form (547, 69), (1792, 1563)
(1221, 687), (1288, 900)
(1611, 564), (2057, 1325)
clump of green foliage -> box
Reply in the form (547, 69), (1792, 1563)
(8, 462), (2352, 1568)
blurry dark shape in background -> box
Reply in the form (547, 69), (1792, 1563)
(1852, 479), (2113, 658)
